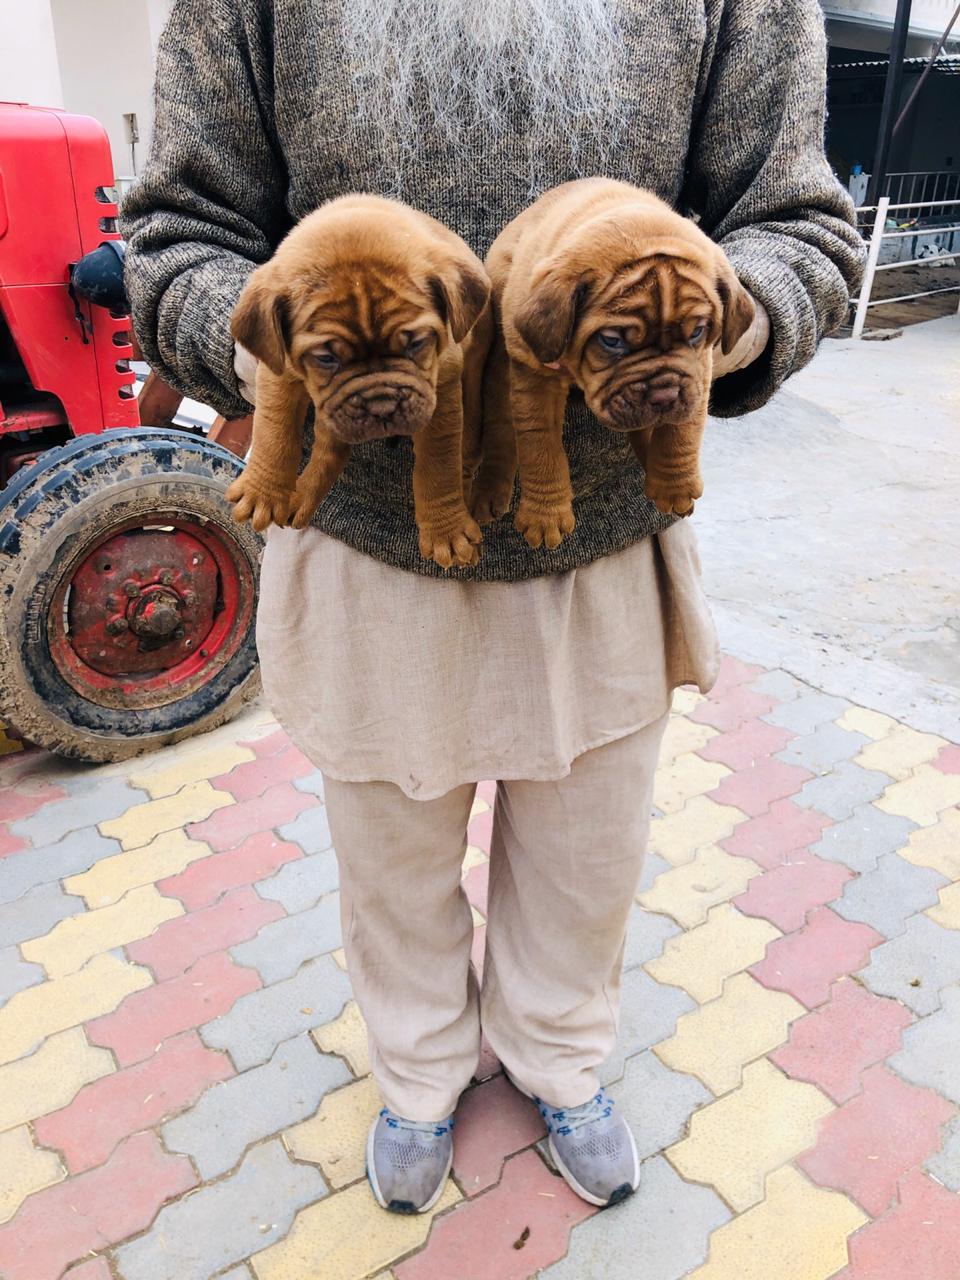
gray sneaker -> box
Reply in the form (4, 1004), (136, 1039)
(534, 1086), (640, 1208)
(366, 1107), (454, 1214)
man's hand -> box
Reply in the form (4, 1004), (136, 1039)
(713, 297), (770, 379)
(235, 342), (258, 405)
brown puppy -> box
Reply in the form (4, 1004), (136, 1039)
(226, 195), (492, 569)
(472, 178), (756, 548)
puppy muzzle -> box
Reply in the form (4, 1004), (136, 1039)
(326, 374), (436, 445)
(595, 371), (693, 432)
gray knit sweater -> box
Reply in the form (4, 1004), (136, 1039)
(122, 0), (865, 581)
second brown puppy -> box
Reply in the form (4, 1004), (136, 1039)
(227, 194), (491, 569)
(472, 178), (756, 548)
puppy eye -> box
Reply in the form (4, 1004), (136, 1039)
(407, 334), (432, 354)
(310, 352), (340, 371)
(689, 325), (707, 345)
(597, 330), (627, 354)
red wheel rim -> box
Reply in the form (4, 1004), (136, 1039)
(48, 514), (255, 711)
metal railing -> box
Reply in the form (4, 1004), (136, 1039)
(851, 195), (960, 338)
(882, 170), (960, 219)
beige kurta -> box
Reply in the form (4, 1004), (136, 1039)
(255, 520), (719, 801)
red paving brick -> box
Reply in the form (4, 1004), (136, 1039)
(697, 719), (794, 771)
(749, 907), (884, 1009)
(797, 1064), (954, 1217)
(187, 781), (317, 852)
(0, 824), (27, 858)
(243, 727), (292, 757)
(476, 780), (498, 807)
(0, 782), (67, 825)
(709, 758), (813, 818)
(126, 886), (284, 980)
(86, 951), (260, 1066)
(734, 853), (852, 932)
(690, 685), (776, 733)
(711, 656), (766, 695)
(464, 863), (489, 916)
(453, 1075), (546, 1195)
(932, 743), (960, 774)
(34, 1030), (233, 1173)
(211, 743), (314, 802)
(471, 923), (487, 981)
(158, 831), (303, 910)
(395, 1149), (594, 1280)
(0, 1131), (195, 1280)
(771, 978), (913, 1103)
(62, 1257), (112, 1280)
(720, 799), (833, 870)
(469, 808), (493, 854)
(834, 1168), (960, 1280)
(476, 1035), (501, 1082)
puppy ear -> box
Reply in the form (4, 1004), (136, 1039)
(513, 265), (589, 365)
(429, 255), (491, 344)
(714, 256), (756, 355)
(231, 263), (291, 376)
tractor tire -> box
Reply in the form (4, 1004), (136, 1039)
(0, 428), (263, 762)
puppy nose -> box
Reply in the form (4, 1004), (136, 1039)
(350, 392), (399, 418)
(648, 385), (680, 408)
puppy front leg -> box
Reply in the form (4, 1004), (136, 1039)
(414, 367), (483, 570)
(288, 422), (352, 530)
(634, 417), (706, 518)
(226, 365), (308, 532)
(511, 362), (574, 550)
(469, 331), (518, 524)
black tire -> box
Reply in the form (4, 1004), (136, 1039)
(0, 428), (263, 762)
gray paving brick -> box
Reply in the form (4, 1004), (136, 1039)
(617, 1048), (711, 1160)
(0, 828), (121, 906)
(230, 894), (342, 983)
(859, 915), (960, 1015)
(163, 1033), (350, 1179)
(255, 850), (339, 914)
(278, 804), (332, 855)
(763, 692), (851, 736)
(0, 944), (43, 1007)
(541, 1154), (730, 1280)
(834, 853), (946, 938)
(114, 1139), (324, 1280)
(748, 670), (807, 703)
(889, 984), (960, 1106)
(810, 803), (917, 874)
(925, 1115), (960, 1192)
(10, 779), (147, 846)
(794, 762), (892, 821)
(638, 852), (671, 895)
(776, 723), (870, 775)
(214, 1268), (253, 1280)
(292, 769), (325, 801)
(201, 954), (352, 1070)
(0, 881), (84, 947)
(600, 967), (695, 1087)
(623, 902), (680, 970)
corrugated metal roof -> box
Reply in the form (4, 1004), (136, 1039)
(828, 54), (960, 72)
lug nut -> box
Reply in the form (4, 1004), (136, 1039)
(105, 617), (129, 636)
(104, 595), (117, 610)
(182, 591), (197, 608)
(123, 580), (140, 598)
(159, 569), (174, 586)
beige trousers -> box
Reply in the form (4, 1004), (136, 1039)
(322, 711), (668, 1121)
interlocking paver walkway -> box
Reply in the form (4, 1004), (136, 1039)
(0, 652), (957, 1278)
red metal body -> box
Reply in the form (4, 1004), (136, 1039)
(0, 101), (138, 439)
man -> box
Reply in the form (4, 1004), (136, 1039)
(123, 0), (864, 1213)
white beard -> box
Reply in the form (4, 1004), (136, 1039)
(341, 0), (621, 192)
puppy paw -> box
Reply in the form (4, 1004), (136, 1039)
(419, 510), (483, 570)
(470, 480), (514, 525)
(226, 471), (295, 532)
(644, 475), (703, 518)
(514, 500), (576, 550)
(287, 476), (329, 530)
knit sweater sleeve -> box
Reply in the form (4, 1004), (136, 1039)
(120, 0), (288, 418)
(685, 0), (866, 416)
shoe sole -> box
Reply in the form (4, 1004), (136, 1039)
(365, 1117), (453, 1215)
(504, 1068), (640, 1209)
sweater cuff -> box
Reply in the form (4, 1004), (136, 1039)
(176, 259), (253, 419)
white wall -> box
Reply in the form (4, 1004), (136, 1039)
(0, 0), (64, 107)
(824, 0), (960, 42)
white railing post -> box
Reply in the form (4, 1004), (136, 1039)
(852, 196), (890, 339)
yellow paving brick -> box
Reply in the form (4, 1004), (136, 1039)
(0, 723), (22, 757)
(311, 1001), (371, 1078)
(0, 1028), (114, 1132)
(654, 754), (731, 816)
(332, 948), (348, 971)
(0, 953), (151, 1066)
(22, 885), (182, 979)
(0, 1125), (64, 1223)
(667, 1058), (834, 1211)
(660, 715), (719, 768)
(654, 972), (805, 1096)
(252, 1178), (460, 1280)
(899, 806), (960, 879)
(461, 844), (488, 875)
(470, 796), (490, 819)
(853, 725), (947, 782)
(645, 904), (780, 1004)
(925, 880), (960, 930)
(471, 905), (485, 927)
(285, 1075), (379, 1189)
(64, 828), (215, 908)
(648, 796), (747, 868)
(836, 706), (897, 742)
(875, 765), (960, 828)
(99, 779), (233, 850)
(687, 1164), (866, 1280)
(673, 687), (705, 715)
(127, 742), (256, 799)
(639, 845), (763, 928)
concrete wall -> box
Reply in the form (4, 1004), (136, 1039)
(0, 0), (64, 108)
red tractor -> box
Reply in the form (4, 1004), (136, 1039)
(0, 102), (261, 762)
